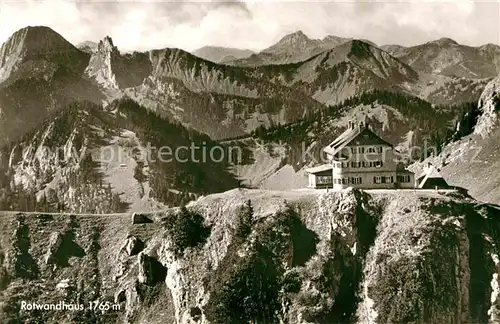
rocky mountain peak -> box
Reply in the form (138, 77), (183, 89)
(283, 30), (309, 41)
(97, 36), (118, 54)
(267, 30), (313, 49)
(320, 35), (352, 48)
(432, 37), (459, 46)
(0, 26), (79, 58)
(0, 25), (86, 83)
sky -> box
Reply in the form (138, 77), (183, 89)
(0, 0), (499, 53)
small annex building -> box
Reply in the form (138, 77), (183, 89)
(417, 163), (453, 189)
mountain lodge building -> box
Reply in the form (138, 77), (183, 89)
(306, 121), (415, 189)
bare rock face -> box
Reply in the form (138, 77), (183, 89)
(44, 232), (64, 265)
(97, 36), (117, 54)
(85, 36), (152, 91)
(122, 236), (144, 256)
(475, 74), (500, 137)
(1, 189), (500, 323)
(85, 36), (120, 89)
(132, 213), (153, 225)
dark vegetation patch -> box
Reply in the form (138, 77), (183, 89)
(355, 192), (381, 257)
(204, 203), (318, 323)
(6, 215), (39, 280)
(138, 253), (167, 286)
(112, 98), (240, 206)
(462, 203), (500, 322)
(493, 92), (500, 112)
(50, 228), (86, 268)
(371, 199), (499, 323)
(308, 193), (380, 323)
(0, 250), (10, 290)
(427, 101), (480, 155)
(162, 207), (211, 256)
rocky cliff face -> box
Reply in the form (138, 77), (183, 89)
(85, 37), (152, 91)
(85, 37), (120, 89)
(410, 74), (500, 205)
(474, 74), (500, 137)
(1, 188), (499, 323)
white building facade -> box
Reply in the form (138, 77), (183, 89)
(306, 121), (415, 189)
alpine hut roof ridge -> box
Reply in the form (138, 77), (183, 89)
(323, 120), (392, 156)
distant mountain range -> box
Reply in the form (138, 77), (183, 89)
(1, 25), (500, 211)
(192, 46), (254, 64)
(1, 26), (496, 143)
(223, 31), (352, 66)
(382, 37), (500, 79)
(2, 26), (500, 324)
(77, 40), (98, 54)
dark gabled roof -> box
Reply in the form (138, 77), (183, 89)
(419, 178), (452, 189)
(418, 164), (452, 189)
(323, 126), (393, 156)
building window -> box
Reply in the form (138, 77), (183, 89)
(350, 177), (362, 184)
(397, 175), (411, 183)
(316, 176), (333, 184)
(374, 161), (383, 168)
(368, 147), (375, 153)
(374, 176), (381, 184)
(358, 147), (365, 153)
(351, 161), (363, 168)
(378, 146), (383, 153)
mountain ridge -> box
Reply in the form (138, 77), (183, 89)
(192, 46), (254, 63)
